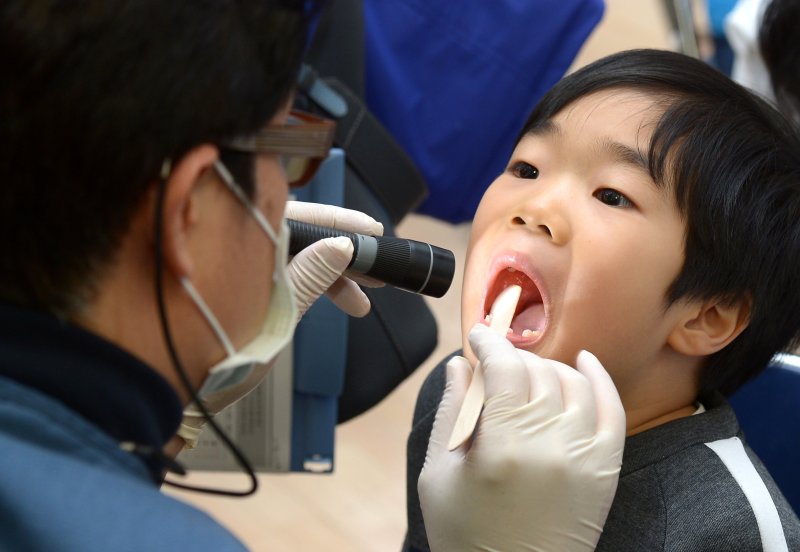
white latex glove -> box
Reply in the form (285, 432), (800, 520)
(177, 202), (383, 449)
(285, 200), (384, 319)
(418, 324), (626, 552)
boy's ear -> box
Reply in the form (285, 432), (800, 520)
(150, 144), (219, 279)
(667, 296), (751, 356)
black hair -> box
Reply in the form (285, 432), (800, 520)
(517, 49), (800, 397)
(0, 0), (318, 317)
(760, 0), (800, 124)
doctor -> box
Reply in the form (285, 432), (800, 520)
(0, 1), (624, 550)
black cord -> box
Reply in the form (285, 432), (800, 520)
(154, 168), (259, 497)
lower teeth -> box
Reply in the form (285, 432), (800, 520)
(482, 317), (541, 338)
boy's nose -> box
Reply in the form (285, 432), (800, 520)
(510, 190), (570, 245)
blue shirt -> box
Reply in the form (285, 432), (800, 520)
(0, 305), (246, 551)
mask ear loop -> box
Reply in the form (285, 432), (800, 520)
(213, 160), (283, 284)
(155, 159), (259, 497)
(213, 160), (280, 241)
(180, 277), (237, 359)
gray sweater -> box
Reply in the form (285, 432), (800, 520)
(404, 354), (800, 551)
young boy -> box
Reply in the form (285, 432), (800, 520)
(404, 49), (800, 551)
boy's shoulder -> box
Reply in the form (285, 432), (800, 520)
(599, 396), (800, 551)
(405, 356), (800, 552)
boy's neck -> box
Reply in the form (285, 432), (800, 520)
(621, 351), (703, 437)
(626, 403), (699, 436)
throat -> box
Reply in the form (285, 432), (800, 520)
(625, 403), (700, 436)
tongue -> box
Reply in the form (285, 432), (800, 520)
(510, 303), (545, 335)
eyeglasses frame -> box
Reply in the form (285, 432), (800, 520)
(220, 110), (335, 188)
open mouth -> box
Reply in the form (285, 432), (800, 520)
(482, 264), (547, 344)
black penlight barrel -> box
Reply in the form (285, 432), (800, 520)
(287, 218), (456, 298)
(287, 219), (359, 256)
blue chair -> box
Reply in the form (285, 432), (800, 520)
(362, 0), (605, 223)
(730, 354), (800, 514)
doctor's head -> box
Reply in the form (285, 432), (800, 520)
(0, 0), (320, 395)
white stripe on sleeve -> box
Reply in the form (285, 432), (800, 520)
(706, 437), (788, 552)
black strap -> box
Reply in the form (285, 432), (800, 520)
(299, 0), (428, 224)
(305, 0), (365, 96)
(323, 77), (427, 224)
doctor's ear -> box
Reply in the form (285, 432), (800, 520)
(667, 296), (751, 356)
(151, 144), (220, 279)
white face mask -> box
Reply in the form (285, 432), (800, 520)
(183, 160), (297, 399)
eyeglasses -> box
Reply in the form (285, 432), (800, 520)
(222, 110), (335, 188)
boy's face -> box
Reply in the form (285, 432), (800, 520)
(462, 89), (689, 395)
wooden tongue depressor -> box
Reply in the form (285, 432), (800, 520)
(448, 284), (522, 450)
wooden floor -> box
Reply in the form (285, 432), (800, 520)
(166, 1), (675, 550)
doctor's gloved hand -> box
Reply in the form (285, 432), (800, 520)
(418, 324), (626, 552)
(285, 201), (384, 320)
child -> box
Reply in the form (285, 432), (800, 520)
(404, 49), (800, 551)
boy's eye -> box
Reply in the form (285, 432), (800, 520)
(594, 188), (633, 208)
(509, 161), (539, 179)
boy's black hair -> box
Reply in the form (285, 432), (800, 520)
(517, 49), (800, 397)
(0, 0), (318, 317)
(760, 0), (800, 124)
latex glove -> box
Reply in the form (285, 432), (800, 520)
(177, 202), (383, 449)
(285, 201), (384, 319)
(418, 324), (626, 552)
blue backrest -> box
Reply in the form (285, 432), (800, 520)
(362, 0), (605, 223)
(290, 149), (349, 473)
(729, 354), (800, 514)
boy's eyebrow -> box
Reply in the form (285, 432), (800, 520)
(597, 138), (651, 175)
(525, 120), (560, 139)
(525, 121), (651, 176)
